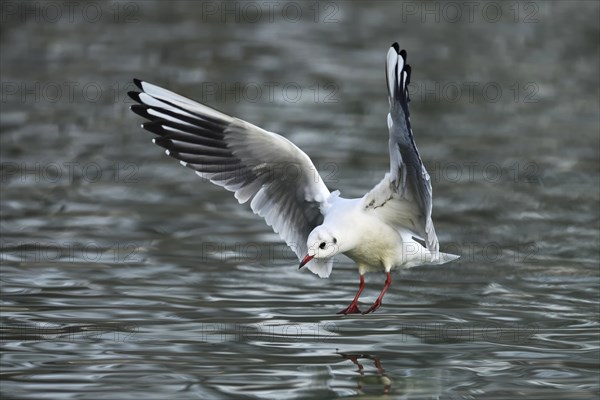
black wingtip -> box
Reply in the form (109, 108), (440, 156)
(128, 91), (142, 103)
(141, 121), (164, 136)
(152, 136), (173, 149)
(130, 104), (151, 119)
(132, 78), (143, 90)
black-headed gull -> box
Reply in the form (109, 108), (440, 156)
(129, 43), (458, 314)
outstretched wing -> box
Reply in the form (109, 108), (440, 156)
(128, 79), (331, 263)
(362, 43), (439, 257)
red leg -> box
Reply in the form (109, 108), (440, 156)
(363, 272), (392, 314)
(337, 274), (365, 314)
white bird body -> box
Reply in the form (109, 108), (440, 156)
(129, 43), (459, 314)
(315, 192), (454, 278)
(324, 195), (401, 271)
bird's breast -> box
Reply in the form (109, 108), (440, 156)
(343, 217), (401, 271)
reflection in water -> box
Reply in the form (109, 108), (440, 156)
(338, 352), (391, 395)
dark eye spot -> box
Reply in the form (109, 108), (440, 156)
(319, 242), (326, 249)
(333, 238), (337, 244)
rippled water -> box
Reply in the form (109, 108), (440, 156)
(1, 1), (599, 399)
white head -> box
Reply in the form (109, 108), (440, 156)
(299, 225), (342, 269)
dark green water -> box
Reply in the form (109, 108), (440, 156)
(1, 1), (599, 399)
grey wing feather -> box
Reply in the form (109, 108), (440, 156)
(363, 44), (439, 256)
(128, 79), (330, 260)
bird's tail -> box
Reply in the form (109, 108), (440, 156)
(402, 250), (459, 269)
(432, 252), (460, 265)
(400, 235), (460, 268)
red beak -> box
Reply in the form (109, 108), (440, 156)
(299, 254), (314, 269)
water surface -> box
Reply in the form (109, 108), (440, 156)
(1, 1), (599, 399)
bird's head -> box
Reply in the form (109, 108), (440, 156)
(299, 226), (341, 269)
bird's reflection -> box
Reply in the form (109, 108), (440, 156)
(338, 352), (391, 395)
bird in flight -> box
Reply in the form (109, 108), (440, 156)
(129, 43), (458, 314)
